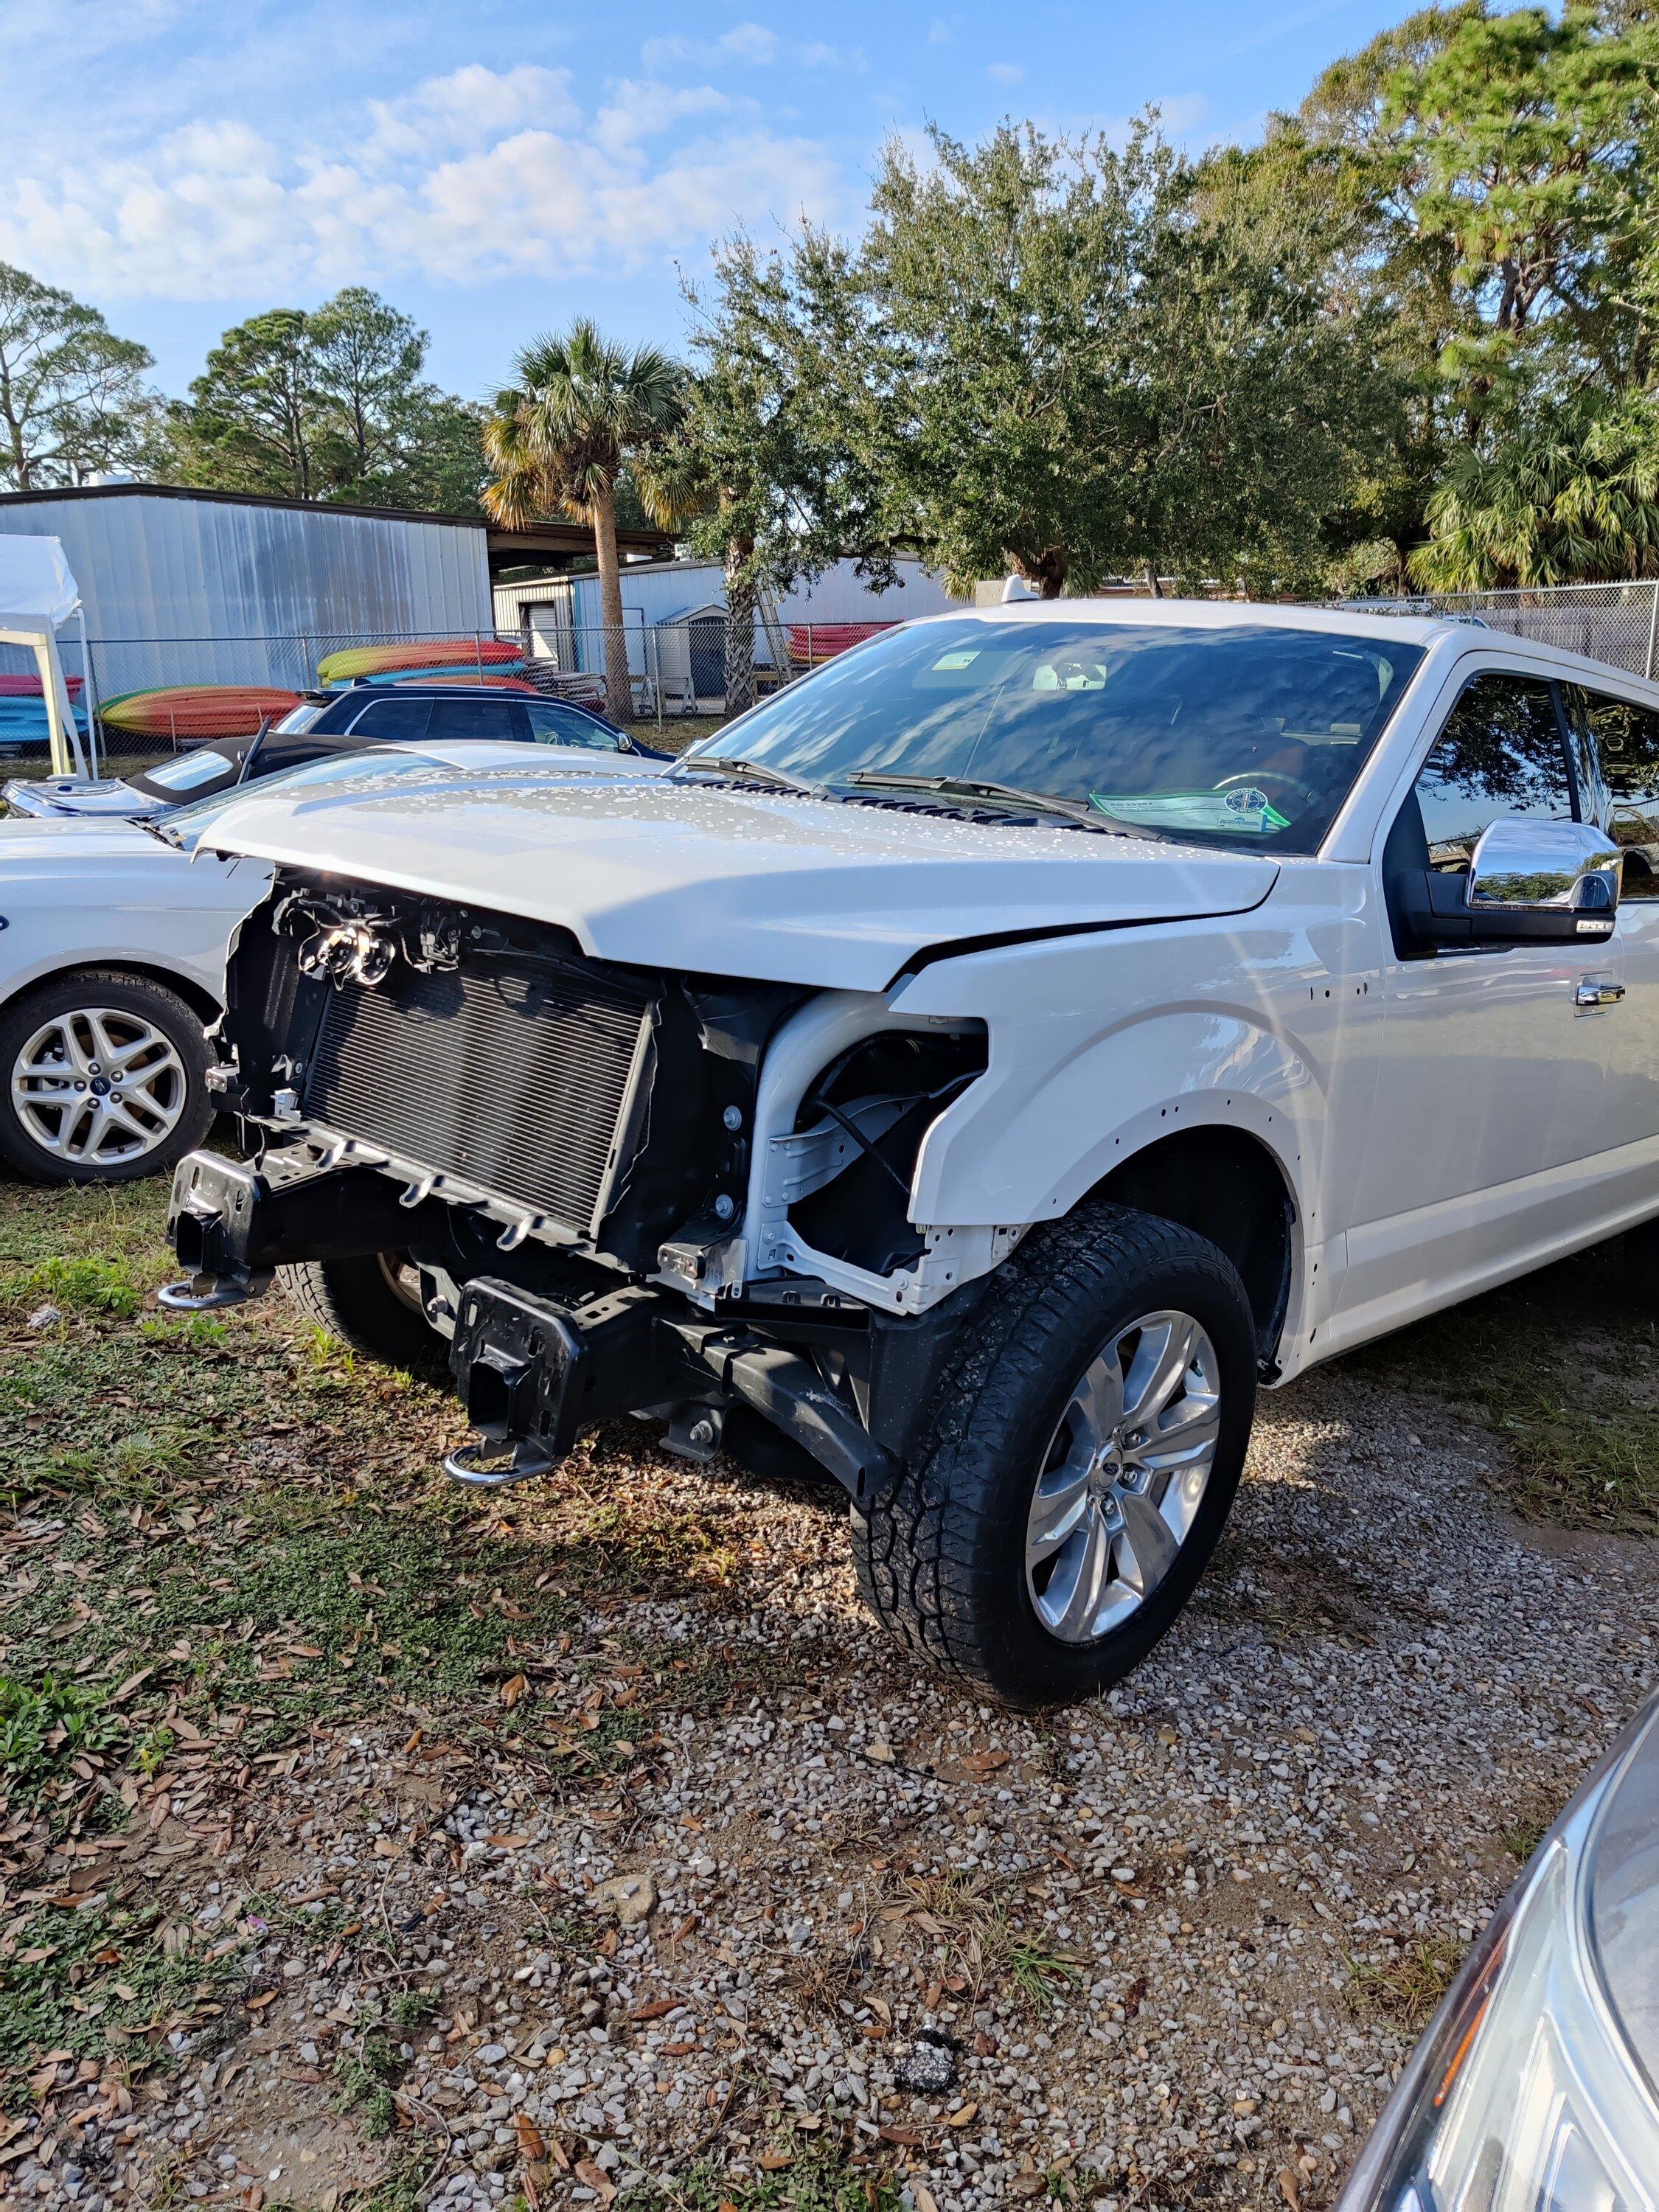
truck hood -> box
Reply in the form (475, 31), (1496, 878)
(198, 759), (1280, 990)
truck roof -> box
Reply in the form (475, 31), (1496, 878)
(928, 595), (1659, 704)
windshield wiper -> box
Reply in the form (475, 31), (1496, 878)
(672, 754), (818, 796)
(844, 770), (1142, 834)
(138, 815), (185, 849)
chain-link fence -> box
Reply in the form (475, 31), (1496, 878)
(1390, 581), (1659, 681)
(0, 616), (906, 769)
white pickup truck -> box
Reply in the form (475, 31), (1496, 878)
(161, 602), (1659, 1705)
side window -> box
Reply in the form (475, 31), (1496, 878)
(523, 700), (619, 749)
(347, 695), (433, 740)
(1576, 687), (1659, 900)
(425, 698), (522, 741)
(1411, 673), (1573, 872)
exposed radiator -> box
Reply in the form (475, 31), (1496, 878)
(302, 956), (654, 1234)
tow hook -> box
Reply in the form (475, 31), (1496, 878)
(158, 1269), (273, 1312)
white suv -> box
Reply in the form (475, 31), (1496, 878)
(159, 602), (1659, 1705)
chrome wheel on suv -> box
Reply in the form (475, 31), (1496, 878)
(1026, 1310), (1222, 1644)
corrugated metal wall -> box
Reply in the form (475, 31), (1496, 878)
(0, 490), (493, 692)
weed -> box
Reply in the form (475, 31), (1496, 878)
(334, 1995), (431, 2138)
(133, 1722), (176, 1778)
(1503, 1817), (1549, 1863)
(16, 1251), (147, 1318)
(625, 2128), (900, 2211)
(0, 1673), (122, 1808)
(1346, 1939), (1462, 2030)
(879, 1871), (1082, 2010)
(333, 2029), (404, 2138)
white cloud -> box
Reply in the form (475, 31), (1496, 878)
(640, 24), (861, 72)
(987, 61), (1024, 85)
(641, 24), (779, 69)
(367, 64), (580, 159)
(0, 60), (848, 300)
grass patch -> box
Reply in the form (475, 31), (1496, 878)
(1343, 1242), (1659, 1534)
(1502, 1816), (1550, 1863)
(626, 2129), (901, 2211)
(1346, 1939), (1461, 2031)
(15, 1251), (150, 1318)
(0, 1672), (124, 1809)
(0, 1898), (245, 2079)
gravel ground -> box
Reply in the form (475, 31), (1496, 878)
(7, 1346), (1655, 2212)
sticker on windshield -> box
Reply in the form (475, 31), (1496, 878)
(932, 650), (981, 669)
(1089, 790), (1292, 835)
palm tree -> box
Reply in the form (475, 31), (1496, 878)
(1409, 402), (1659, 592)
(484, 321), (686, 719)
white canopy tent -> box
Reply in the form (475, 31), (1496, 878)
(0, 535), (94, 776)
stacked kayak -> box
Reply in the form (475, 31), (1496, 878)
(98, 685), (302, 742)
(0, 674), (88, 751)
(317, 639), (525, 689)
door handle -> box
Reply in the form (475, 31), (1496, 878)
(1576, 979), (1626, 1008)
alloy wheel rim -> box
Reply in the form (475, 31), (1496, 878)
(10, 1006), (187, 1166)
(1024, 1309), (1222, 1645)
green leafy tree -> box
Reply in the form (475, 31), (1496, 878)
(0, 262), (159, 490)
(483, 321), (687, 718)
(167, 290), (485, 511)
(826, 120), (1394, 598)
(852, 122), (1148, 598)
(170, 309), (320, 498)
(307, 288), (487, 510)
(668, 234), (894, 713)
(1298, 3), (1659, 578)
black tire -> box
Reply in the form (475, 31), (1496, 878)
(1624, 1217), (1659, 1307)
(0, 969), (215, 1186)
(852, 1203), (1257, 1708)
(279, 1253), (444, 1371)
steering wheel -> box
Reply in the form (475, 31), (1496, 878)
(1047, 657), (1102, 692)
(1211, 769), (1323, 815)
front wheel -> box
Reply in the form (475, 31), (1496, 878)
(0, 970), (214, 1185)
(278, 1253), (444, 1372)
(852, 1203), (1257, 1707)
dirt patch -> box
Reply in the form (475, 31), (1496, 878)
(2, 1180), (1656, 2212)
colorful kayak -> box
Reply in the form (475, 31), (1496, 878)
(98, 686), (302, 740)
(406, 672), (538, 693)
(0, 675), (89, 751)
(317, 639), (524, 687)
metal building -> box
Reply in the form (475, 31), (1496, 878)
(494, 554), (966, 706)
(0, 482), (495, 696)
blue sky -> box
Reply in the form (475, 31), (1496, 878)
(1, 1), (1421, 405)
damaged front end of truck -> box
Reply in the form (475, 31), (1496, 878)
(163, 869), (995, 1503)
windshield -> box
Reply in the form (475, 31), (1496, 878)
(269, 702), (329, 735)
(129, 742), (240, 796)
(686, 618), (1424, 852)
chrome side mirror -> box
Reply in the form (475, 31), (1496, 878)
(1467, 818), (1622, 917)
